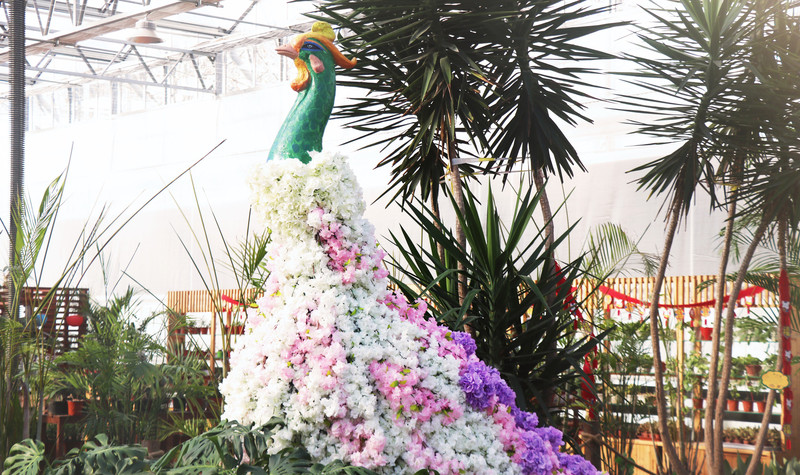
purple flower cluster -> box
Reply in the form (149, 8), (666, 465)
(512, 406), (539, 431)
(558, 453), (603, 475)
(518, 431), (556, 474)
(451, 331), (476, 356)
(458, 360), (516, 410)
(456, 335), (602, 475)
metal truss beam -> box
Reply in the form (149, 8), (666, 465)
(10, 64), (215, 93)
(0, 0), (220, 63)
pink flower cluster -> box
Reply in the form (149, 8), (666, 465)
(280, 305), (346, 404)
(381, 293), (467, 361)
(405, 430), (465, 475)
(369, 360), (462, 425)
(312, 207), (388, 285)
(329, 419), (387, 467)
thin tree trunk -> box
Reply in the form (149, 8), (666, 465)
(430, 190), (445, 261)
(745, 216), (786, 475)
(712, 214), (770, 471)
(449, 158), (467, 305)
(704, 185), (738, 472)
(533, 168), (554, 249)
(648, 197), (689, 475)
(533, 167), (558, 410)
(21, 381), (30, 440)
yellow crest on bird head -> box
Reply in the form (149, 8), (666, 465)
(289, 21), (356, 92)
(311, 21), (335, 41)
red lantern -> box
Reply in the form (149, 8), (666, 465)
(65, 314), (85, 327)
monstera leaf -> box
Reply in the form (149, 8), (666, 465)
(2, 439), (45, 475)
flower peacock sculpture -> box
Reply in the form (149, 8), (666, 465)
(220, 21), (601, 475)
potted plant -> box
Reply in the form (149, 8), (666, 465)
(46, 389), (69, 416)
(639, 354), (654, 374)
(763, 353), (777, 370)
(637, 421), (661, 441)
(740, 392), (754, 412)
(735, 316), (774, 343)
(227, 324), (245, 335)
(730, 356), (747, 378)
(740, 355), (762, 377)
(67, 395), (86, 416)
(726, 385), (740, 412)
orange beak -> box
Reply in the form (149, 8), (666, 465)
(275, 43), (298, 60)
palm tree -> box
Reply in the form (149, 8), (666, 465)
(623, 0), (800, 473)
(314, 0), (615, 301)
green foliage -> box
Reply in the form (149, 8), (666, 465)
(1, 149), (219, 466)
(314, 0), (617, 203)
(50, 289), (212, 444)
(3, 420), (385, 474)
(389, 183), (602, 419)
(1, 439), (45, 475)
(171, 175), (272, 384)
(53, 434), (150, 475)
(581, 223), (659, 281)
(621, 0), (796, 217)
(724, 455), (800, 475)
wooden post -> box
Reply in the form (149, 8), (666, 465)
(209, 304), (216, 379)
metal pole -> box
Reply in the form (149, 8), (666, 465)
(8, 0), (25, 321)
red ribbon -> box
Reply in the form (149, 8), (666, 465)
(596, 284), (766, 309)
(779, 269), (792, 450)
(555, 263), (596, 419)
(220, 294), (252, 307)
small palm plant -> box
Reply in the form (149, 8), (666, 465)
(389, 183), (603, 430)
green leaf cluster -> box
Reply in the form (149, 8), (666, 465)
(389, 183), (602, 420)
(2, 420), (425, 474)
(313, 0), (617, 203)
(48, 289), (213, 444)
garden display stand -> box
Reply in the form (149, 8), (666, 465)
(576, 274), (800, 463)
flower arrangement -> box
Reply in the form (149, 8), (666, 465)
(220, 151), (600, 475)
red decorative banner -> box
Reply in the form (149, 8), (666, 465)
(596, 284), (766, 309)
(779, 269), (792, 450)
(554, 264), (596, 419)
(220, 294), (256, 307)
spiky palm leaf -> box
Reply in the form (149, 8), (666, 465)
(581, 222), (659, 280)
(314, 0), (616, 204)
(389, 183), (603, 423)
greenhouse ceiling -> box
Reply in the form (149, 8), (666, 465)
(0, 0), (310, 97)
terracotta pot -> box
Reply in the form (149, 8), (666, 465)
(229, 325), (245, 335)
(756, 401), (767, 413)
(741, 400), (754, 412)
(67, 399), (85, 416)
(745, 364), (762, 377)
(726, 399), (739, 412)
(700, 327), (713, 341)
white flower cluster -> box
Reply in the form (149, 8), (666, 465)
(221, 151), (519, 474)
(248, 151), (366, 241)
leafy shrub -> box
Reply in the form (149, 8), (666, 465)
(3, 419), (391, 474)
